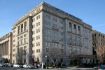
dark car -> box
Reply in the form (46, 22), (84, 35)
(98, 65), (105, 70)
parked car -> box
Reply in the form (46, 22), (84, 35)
(23, 64), (34, 68)
(2, 63), (9, 67)
(0, 64), (3, 67)
(98, 65), (105, 70)
(0, 63), (13, 67)
(4, 63), (13, 67)
(13, 64), (20, 68)
(93, 66), (98, 69)
(8, 63), (13, 67)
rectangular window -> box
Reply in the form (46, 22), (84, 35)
(36, 35), (40, 40)
(36, 49), (40, 53)
(69, 22), (72, 28)
(24, 34), (27, 37)
(24, 22), (27, 31)
(18, 26), (20, 34)
(36, 15), (40, 20)
(74, 24), (76, 29)
(78, 26), (81, 31)
(13, 54), (15, 57)
(36, 28), (40, 33)
(24, 38), (27, 44)
(13, 49), (15, 51)
(36, 22), (40, 26)
(36, 42), (40, 46)
(21, 39), (23, 45)
(53, 17), (57, 22)
(18, 41), (19, 45)
(24, 46), (26, 49)
(21, 36), (23, 38)
(21, 24), (23, 32)
(46, 14), (51, 19)
(46, 48), (49, 52)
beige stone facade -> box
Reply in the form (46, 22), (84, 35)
(12, 16), (33, 64)
(11, 2), (93, 65)
(0, 32), (12, 63)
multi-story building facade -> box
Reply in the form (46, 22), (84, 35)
(12, 2), (93, 65)
(92, 30), (105, 64)
(12, 16), (33, 64)
(0, 32), (12, 63)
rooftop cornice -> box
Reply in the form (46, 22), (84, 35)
(12, 2), (92, 30)
(0, 32), (12, 41)
(42, 2), (82, 21)
(93, 30), (105, 36)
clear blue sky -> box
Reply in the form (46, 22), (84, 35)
(0, 0), (105, 37)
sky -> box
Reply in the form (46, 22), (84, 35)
(0, 0), (105, 37)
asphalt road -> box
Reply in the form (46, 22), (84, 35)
(0, 67), (95, 70)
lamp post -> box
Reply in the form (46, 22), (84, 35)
(45, 55), (48, 69)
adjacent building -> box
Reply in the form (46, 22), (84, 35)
(12, 2), (93, 65)
(0, 32), (12, 63)
(92, 30), (105, 64)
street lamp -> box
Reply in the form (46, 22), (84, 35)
(45, 55), (48, 69)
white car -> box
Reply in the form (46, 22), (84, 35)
(0, 64), (3, 67)
(13, 64), (20, 68)
(23, 64), (34, 68)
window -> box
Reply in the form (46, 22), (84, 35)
(78, 26), (81, 31)
(53, 17), (57, 22)
(36, 35), (40, 40)
(33, 24), (35, 28)
(21, 24), (23, 32)
(18, 26), (20, 34)
(24, 46), (26, 49)
(18, 41), (19, 45)
(74, 24), (76, 29)
(61, 49), (64, 53)
(36, 49), (40, 53)
(36, 42), (40, 46)
(21, 39), (23, 45)
(24, 22), (27, 31)
(46, 14), (51, 19)
(36, 22), (40, 26)
(33, 44), (35, 47)
(24, 38), (27, 44)
(69, 22), (72, 28)
(24, 34), (27, 37)
(36, 28), (40, 33)
(21, 36), (23, 38)
(13, 49), (15, 51)
(13, 54), (15, 57)
(36, 15), (40, 20)
(46, 48), (49, 52)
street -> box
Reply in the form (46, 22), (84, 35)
(0, 67), (95, 70)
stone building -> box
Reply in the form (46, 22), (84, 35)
(12, 2), (93, 65)
(92, 30), (105, 64)
(0, 32), (12, 63)
(12, 16), (33, 64)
